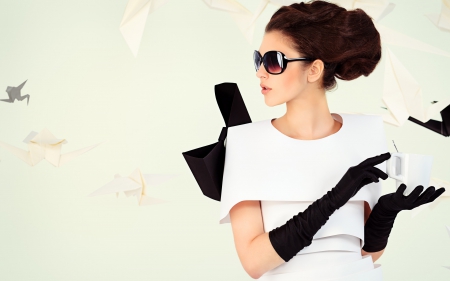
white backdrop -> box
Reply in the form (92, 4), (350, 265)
(0, 0), (449, 280)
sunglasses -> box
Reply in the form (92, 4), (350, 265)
(253, 50), (315, 75)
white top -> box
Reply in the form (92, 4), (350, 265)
(219, 113), (389, 247)
(219, 113), (388, 280)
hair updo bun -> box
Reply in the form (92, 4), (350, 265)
(265, 0), (381, 90)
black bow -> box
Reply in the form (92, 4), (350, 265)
(182, 83), (252, 201)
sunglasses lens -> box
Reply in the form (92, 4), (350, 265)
(265, 51), (283, 74)
(253, 51), (262, 71)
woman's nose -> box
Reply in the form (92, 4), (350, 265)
(256, 62), (268, 79)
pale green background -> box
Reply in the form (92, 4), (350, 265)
(0, 0), (449, 280)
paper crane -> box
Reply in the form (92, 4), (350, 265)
(381, 49), (450, 130)
(0, 128), (101, 167)
(426, 0), (450, 32)
(120, 0), (169, 57)
(1, 80), (30, 105)
(88, 168), (177, 206)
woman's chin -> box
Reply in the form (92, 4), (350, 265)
(264, 97), (284, 107)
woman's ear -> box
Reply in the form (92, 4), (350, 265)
(307, 59), (325, 83)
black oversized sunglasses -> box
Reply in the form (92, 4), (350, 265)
(253, 50), (315, 75)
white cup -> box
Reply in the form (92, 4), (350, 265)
(385, 152), (433, 196)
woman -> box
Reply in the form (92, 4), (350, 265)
(218, 1), (445, 280)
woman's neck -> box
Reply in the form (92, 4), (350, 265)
(272, 91), (339, 140)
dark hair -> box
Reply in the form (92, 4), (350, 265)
(265, 0), (381, 91)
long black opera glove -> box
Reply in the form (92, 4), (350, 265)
(269, 152), (391, 262)
(362, 184), (445, 252)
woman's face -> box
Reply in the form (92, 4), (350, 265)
(256, 31), (311, 107)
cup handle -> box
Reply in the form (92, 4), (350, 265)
(387, 152), (405, 182)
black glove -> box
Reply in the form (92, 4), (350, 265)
(362, 183), (446, 252)
(269, 152), (391, 262)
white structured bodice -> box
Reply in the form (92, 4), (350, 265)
(219, 113), (388, 280)
(220, 113), (388, 222)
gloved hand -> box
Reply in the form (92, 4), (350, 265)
(362, 183), (446, 252)
(328, 152), (391, 209)
(269, 152), (391, 262)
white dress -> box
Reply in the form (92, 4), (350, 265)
(219, 113), (388, 281)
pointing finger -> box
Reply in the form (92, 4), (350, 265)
(359, 152), (391, 168)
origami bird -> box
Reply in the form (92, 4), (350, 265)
(0, 128), (101, 167)
(88, 168), (177, 206)
(381, 49), (450, 132)
(1, 80), (30, 105)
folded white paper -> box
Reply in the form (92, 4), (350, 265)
(89, 168), (177, 206)
(426, 0), (450, 32)
(382, 48), (450, 127)
(0, 129), (101, 167)
(120, 0), (169, 57)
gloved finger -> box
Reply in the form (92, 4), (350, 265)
(359, 177), (373, 188)
(427, 187), (446, 203)
(355, 172), (379, 191)
(366, 166), (388, 181)
(362, 171), (379, 183)
(358, 152), (391, 168)
(413, 186), (435, 205)
(404, 185), (425, 204)
(395, 184), (407, 197)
